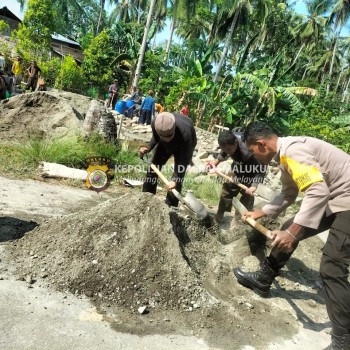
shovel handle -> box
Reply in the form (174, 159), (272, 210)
(150, 164), (183, 200)
(214, 170), (258, 196)
(150, 163), (171, 186)
(232, 197), (273, 240)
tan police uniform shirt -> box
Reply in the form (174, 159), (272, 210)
(262, 137), (350, 229)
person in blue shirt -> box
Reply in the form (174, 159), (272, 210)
(139, 90), (155, 125)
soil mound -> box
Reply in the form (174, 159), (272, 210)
(8, 193), (221, 311)
(4, 188), (328, 349)
(0, 91), (91, 142)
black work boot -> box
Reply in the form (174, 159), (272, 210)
(233, 259), (278, 297)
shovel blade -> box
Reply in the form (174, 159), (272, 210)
(183, 191), (208, 219)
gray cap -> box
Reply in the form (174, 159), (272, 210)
(155, 112), (176, 141)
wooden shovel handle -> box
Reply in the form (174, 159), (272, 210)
(215, 170), (258, 196)
(150, 164), (183, 201)
(150, 163), (171, 186)
(232, 197), (273, 240)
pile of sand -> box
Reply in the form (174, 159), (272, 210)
(0, 90), (91, 142)
(7, 193), (222, 311)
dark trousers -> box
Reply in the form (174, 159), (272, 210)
(107, 94), (118, 110)
(217, 181), (255, 214)
(268, 210), (350, 335)
(26, 77), (38, 91)
(139, 109), (152, 125)
(142, 144), (188, 207)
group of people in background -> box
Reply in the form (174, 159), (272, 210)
(0, 52), (43, 100)
(106, 78), (189, 126)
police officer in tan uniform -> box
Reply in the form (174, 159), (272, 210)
(233, 121), (350, 350)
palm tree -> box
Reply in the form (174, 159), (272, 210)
(164, 0), (197, 65)
(213, 0), (269, 83)
(292, 0), (330, 66)
(133, 0), (156, 86)
(327, 0), (350, 94)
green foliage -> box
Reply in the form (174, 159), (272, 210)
(137, 50), (165, 100)
(288, 86), (350, 152)
(3, 134), (139, 171)
(39, 58), (61, 87)
(54, 55), (85, 92)
(86, 86), (99, 98)
(0, 20), (10, 35)
(165, 76), (203, 111)
(82, 30), (114, 93)
(12, 0), (56, 60)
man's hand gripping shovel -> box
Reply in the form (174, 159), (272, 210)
(141, 153), (208, 220)
(207, 163), (272, 239)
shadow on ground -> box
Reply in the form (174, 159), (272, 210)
(0, 216), (38, 242)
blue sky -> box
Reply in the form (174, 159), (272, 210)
(1, 0), (22, 18)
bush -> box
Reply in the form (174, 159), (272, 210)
(82, 30), (114, 93)
(54, 55), (85, 92)
(39, 57), (61, 87)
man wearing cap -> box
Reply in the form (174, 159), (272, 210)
(107, 79), (119, 110)
(139, 112), (197, 206)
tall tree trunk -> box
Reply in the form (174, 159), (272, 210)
(164, 18), (176, 65)
(327, 34), (339, 96)
(195, 100), (202, 127)
(292, 43), (304, 66)
(96, 0), (106, 34)
(335, 66), (345, 93)
(137, 0), (141, 24)
(341, 75), (350, 102)
(302, 66), (308, 80)
(213, 8), (240, 83)
(133, 0), (156, 87)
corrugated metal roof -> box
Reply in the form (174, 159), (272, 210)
(52, 34), (80, 46)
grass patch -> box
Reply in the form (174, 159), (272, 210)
(183, 174), (222, 206)
(0, 134), (141, 179)
(0, 136), (221, 206)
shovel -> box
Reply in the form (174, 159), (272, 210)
(232, 197), (273, 240)
(149, 163), (208, 220)
(211, 169), (261, 197)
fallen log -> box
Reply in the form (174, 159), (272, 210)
(39, 162), (87, 180)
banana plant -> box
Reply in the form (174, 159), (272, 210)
(236, 68), (312, 121)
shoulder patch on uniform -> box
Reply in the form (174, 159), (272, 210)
(280, 155), (323, 191)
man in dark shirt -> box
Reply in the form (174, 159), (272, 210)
(107, 79), (120, 110)
(208, 130), (267, 223)
(139, 112), (197, 207)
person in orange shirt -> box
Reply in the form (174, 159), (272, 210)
(155, 102), (164, 113)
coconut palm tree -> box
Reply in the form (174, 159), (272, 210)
(133, 0), (157, 86)
(163, 0), (197, 65)
(292, 0), (330, 66)
(213, 0), (269, 83)
(326, 0), (350, 94)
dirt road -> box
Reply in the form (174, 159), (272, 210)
(0, 176), (332, 349)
